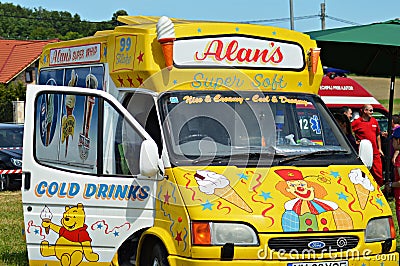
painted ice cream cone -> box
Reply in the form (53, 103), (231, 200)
(354, 183), (370, 209)
(213, 185), (253, 213)
(157, 16), (175, 70)
(42, 218), (51, 234)
(348, 168), (374, 210)
(332, 208), (353, 230)
(195, 170), (253, 213)
(40, 206), (53, 235)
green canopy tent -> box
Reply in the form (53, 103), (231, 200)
(307, 19), (400, 183)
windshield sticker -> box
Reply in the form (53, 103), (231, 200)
(169, 97), (179, 103)
(310, 115), (321, 134)
(181, 94), (309, 106)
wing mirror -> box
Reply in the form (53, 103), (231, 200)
(358, 139), (373, 169)
(140, 139), (164, 179)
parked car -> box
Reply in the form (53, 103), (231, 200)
(0, 123), (23, 191)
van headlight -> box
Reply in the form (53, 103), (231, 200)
(365, 217), (396, 242)
(11, 158), (22, 167)
(192, 222), (258, 246)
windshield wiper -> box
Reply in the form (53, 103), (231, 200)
(278, 150), (347, 165)
(192, 152), (266, 165)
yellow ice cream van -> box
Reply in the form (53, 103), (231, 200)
(22, 16), (398, 265)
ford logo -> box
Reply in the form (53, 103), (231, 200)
(308, 241), (326, 249)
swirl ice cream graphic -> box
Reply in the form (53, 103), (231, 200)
(40, 205), (53, 234)
(194, 170), (253, 213)
(62, 93), (76, 157)
(156, 16), (176, 70)
(44, 94), (54, 146)
(78, 74), (98, 161)
(348, 168), (375, 210)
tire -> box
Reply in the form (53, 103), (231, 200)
(149, 243), (169, 266)
(0, 174), (9, 192)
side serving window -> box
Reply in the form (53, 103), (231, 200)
(35, 93), (99, 173)
(35, 92), (144, 176)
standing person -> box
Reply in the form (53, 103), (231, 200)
(334, 113), (357, 151)
(340, 106), (353, 121)
(385, 127), (400, 229)
(352, 104), (384, 186)
(390, 115), (400, 162)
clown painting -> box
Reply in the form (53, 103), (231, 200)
(275, 169), (353, 232)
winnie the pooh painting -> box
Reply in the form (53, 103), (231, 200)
(40, 203), (99, 266)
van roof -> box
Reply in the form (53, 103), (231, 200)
(39, 16), (323, 94)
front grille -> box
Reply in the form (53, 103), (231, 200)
(268, 235), (359, 253)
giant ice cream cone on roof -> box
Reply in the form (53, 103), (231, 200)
(156, 16), (175, 70)
(195, 170), (253, 213)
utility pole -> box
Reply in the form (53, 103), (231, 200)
(320, 2), (326, 30)
(289, 0), (294, 30)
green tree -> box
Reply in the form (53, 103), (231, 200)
(0, 2), (115, 40)
(0, 82), (26, 122)
(112, 9), (128, 26)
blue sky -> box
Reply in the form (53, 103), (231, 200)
(5, 0), (400, 32)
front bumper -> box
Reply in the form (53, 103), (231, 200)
(168, 252), (399, 265)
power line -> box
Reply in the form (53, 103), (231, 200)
(325, 15), (361, 26)
(240, 15), (319, 24)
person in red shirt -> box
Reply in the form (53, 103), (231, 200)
(352, 104), (384, 186)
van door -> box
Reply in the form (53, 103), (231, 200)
(22, 85), (159, 264)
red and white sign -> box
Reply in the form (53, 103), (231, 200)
(50, 43), (101, 66)
(0, 147), (22, 151)
(174, 36), (304, 69)
(0, 169), (22, 174)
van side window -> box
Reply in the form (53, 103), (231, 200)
(124, 92), (162, 156)
(103, 101), (144, 175)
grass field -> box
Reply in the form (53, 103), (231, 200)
(0, 191), (399, 265)
(379, 99), (400, 115)
(0, 191), (27, 266)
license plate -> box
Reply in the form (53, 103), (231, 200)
(288, 261), (348, 266)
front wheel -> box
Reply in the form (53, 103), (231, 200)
(149, 243), (169, 266)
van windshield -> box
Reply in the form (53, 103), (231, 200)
(159, 91), (354, 166)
